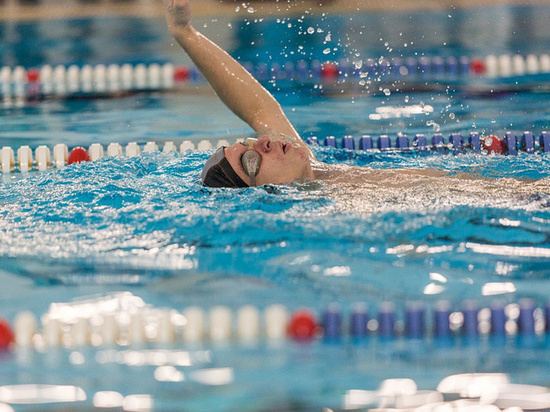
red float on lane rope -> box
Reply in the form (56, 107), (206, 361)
(0, 318), (14, 350)
(321, 62), (339, 80)
(470, 58), (486, 75)
(482, 135), (506, 154)
(26, 69), (40, 83)
(288, 310), (319, 341)
(174, 66), (190, 82)
(68, 147), (90, 164)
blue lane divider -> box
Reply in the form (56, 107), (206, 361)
(377, 302), (396, 338)
(505, 132), (518, 156)
(405, 302), (424, 339)
(310, 131), (550, 155)
(322, 305), (342, 339)
(321, 298), (546, 341)
(434, 302), (451, 338)
(359, 136), (373, 150)
(491, 302), (506, 336)
(377, 135), (391, 151)
(242, 53), (550, 84)
(324, 136), (336, 148)
(521, 132), (535, 154)
(540, 131), (550, 152)
(469, 132), (481, 153)
(350, 304), (369, 338)
(5, 297), (549, 350)
(3, 53), (549, 104)
(395, 134), (410, 150)
(519, 299), (536, 335)
(432, 134), (446, 154)
(449, 133), (463, 155)
(461, 302), (479, 337)
(341, 136), (355, 150)
(306, 136), (319, 145)
(413, 134), (428, 152)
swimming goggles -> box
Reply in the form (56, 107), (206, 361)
(200, 138), (262, 188)
(240, 138), (262, 186)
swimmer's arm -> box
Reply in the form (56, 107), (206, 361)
(173, 26), (306, 146)
(164, 4), (311, 154)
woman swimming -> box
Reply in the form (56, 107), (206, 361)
(164, 0), (316, 188)
(163, 0), (459, 188)
(162, 0), (549, 200)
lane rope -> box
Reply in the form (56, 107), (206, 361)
(1, 295), (547, 350)
(1, 52), (549, 104)
(1, 131), (549, 174)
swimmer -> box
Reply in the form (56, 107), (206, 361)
(164, 0), (318, 188)
(162, 0), (474, 188)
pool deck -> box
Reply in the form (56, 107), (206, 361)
(0, 0), (547, 22)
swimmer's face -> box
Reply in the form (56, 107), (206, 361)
(225, 134), (313, 186)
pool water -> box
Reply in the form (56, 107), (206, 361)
(1, 4), (550, 411)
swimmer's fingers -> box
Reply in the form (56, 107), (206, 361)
(163, 0), (191, 29)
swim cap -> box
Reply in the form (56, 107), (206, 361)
(200, 146), (248, 188)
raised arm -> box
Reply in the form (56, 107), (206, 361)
(163, 0), (309, 151)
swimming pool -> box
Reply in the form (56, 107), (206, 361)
(1, 3), (550, 410)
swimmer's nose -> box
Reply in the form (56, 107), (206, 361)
(255, 135), (272, 153)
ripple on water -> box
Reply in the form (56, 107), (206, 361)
(0, 150), (549, 301)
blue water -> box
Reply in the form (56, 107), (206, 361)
(1, 4), (550, 411)
(1, 145), (549, 300)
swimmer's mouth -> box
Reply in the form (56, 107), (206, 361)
(283, 143), (289, 154)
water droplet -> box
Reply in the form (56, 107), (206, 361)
(383, 88), (391, 96)
(307, 27), (315, 34)
(426, 120), (441, 132)
(323, 48), (331, 55)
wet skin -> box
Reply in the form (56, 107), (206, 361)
(224, 134), (314, 186)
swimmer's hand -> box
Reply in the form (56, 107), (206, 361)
(163, 0), (191, 31)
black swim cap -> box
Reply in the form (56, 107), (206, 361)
(200, 146), (248, 188)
